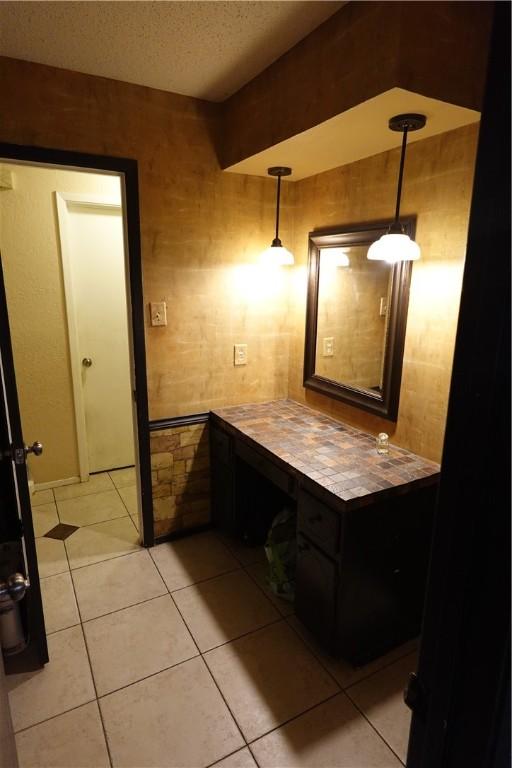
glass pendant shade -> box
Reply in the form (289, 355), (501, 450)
(367, 233), (420, 263)
(260, 242), (294, 266)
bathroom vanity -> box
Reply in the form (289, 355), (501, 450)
(210, 400), (439, 665)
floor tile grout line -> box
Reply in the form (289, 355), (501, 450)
(37, 529), (407, 766)
(200, 615), (284, 655)
(53, 482), (116, 504)
(54, 479), (135, 529)
(343, 648), (419, 693)
(62, 532), (114, 768)
(66, 550), (207, 704)
(45, 620), (81, 637)
(284, 615), (361, 691)
(13, 697), (98, 738)
(247, 742), (261, 768)
(43, 535), (412, 684)
(93, 649), (201, 701)
(149, 545), (288, 656)
(205, 744), (256, 768)
(111, 481), (138, 527)
(150, 541), (345, 759)
(38, 510), (131, 537)
(68, 549), (167, 623)
(200, 652), (251, 748)
(152, 563), (244, 596)
(148, 548), (250, 751)
(213, 533), (294, 620)
(76, 589), (169, 626)
(343, 686), (407, 767)
(240, 557), (294, 619)
(284, 612), (417, 697)
(151, 535), (345, 746)
(46, 551), (410, 751)
(147, 550), (202, 657)
(245, 689), (343, 748)
(53, 583), (167, 626)
(65, 540), (143, 573)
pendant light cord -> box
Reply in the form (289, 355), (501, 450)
(394, 127), (408, 224)
(275, 173), (281, 241)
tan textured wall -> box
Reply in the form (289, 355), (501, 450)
(0, 57), (291, 424)
(0, 162), (121, 483)
(289, 124), (479, 462)
(0, 56), (478, 533)
(0, 57), (292, 533)
(315, 247), (390, 389)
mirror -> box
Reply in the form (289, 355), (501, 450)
(303, 219), (415, 420)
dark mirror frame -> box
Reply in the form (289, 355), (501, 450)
(303, 217), (415, 421)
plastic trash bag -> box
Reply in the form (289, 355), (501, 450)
(264, 506), (296, 602)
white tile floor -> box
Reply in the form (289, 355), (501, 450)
(10, 480), (417, 767)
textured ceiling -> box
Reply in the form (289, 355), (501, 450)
(0, 1), (345, 102)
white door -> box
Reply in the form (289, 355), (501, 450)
(66, 202), (135, 473)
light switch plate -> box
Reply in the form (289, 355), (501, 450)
(234, 344), (248, 366)
(150, 301), (167, 327)
(379, 297), (388, 317)
(323, 337), (334, 357)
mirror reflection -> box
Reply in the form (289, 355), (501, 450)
(303, 218), (414, 420)
(314, 244), (392, 393)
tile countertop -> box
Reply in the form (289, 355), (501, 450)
(211, 400), (440, 508)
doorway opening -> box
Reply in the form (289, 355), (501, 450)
(0, 146), (153, 581)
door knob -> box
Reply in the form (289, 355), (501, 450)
(7, 442), (43, 465)
(82, 357), (93, 367)
(25, 441), (43, 457)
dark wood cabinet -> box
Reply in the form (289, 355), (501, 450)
(210, 425), (236, 535)
(295, 533), (338, 653)
(209, 406), (438, 666)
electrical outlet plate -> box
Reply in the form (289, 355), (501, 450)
(323, 337), (334, 357)
(150, 301), (167, 327)
(234, 344), (248, 366)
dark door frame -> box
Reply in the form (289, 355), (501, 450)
(0, 143), (154, 548)
(406, 3), (510, 766)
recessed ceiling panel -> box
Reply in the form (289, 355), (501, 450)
(224, 88), (480, 181)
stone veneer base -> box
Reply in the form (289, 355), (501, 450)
(149, 422), (210, 539)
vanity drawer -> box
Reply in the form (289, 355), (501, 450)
(298, 490), (340, 556)
(210, 425), (232, 465)
(235, 440), (295, 497)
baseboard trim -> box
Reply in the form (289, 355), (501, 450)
(33, 476), (81, 492)
(149, 412), (209, 432)
(154, 522), (213, 545)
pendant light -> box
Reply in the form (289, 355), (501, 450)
(368, 113), (426, 263)
(260, 166), (294, 266)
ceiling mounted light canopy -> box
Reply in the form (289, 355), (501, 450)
(368, 113), (426, 263)
(260, 166), (294, 266)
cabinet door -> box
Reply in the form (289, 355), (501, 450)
(295, 533), (338, 653)
(337, 488), (435, 665)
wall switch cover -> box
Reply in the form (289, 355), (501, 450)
(234, 344), (248, 366)
(150, 301), (167, 327)
(323, 337), (334, 357)
(379, 297), (388, 317)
